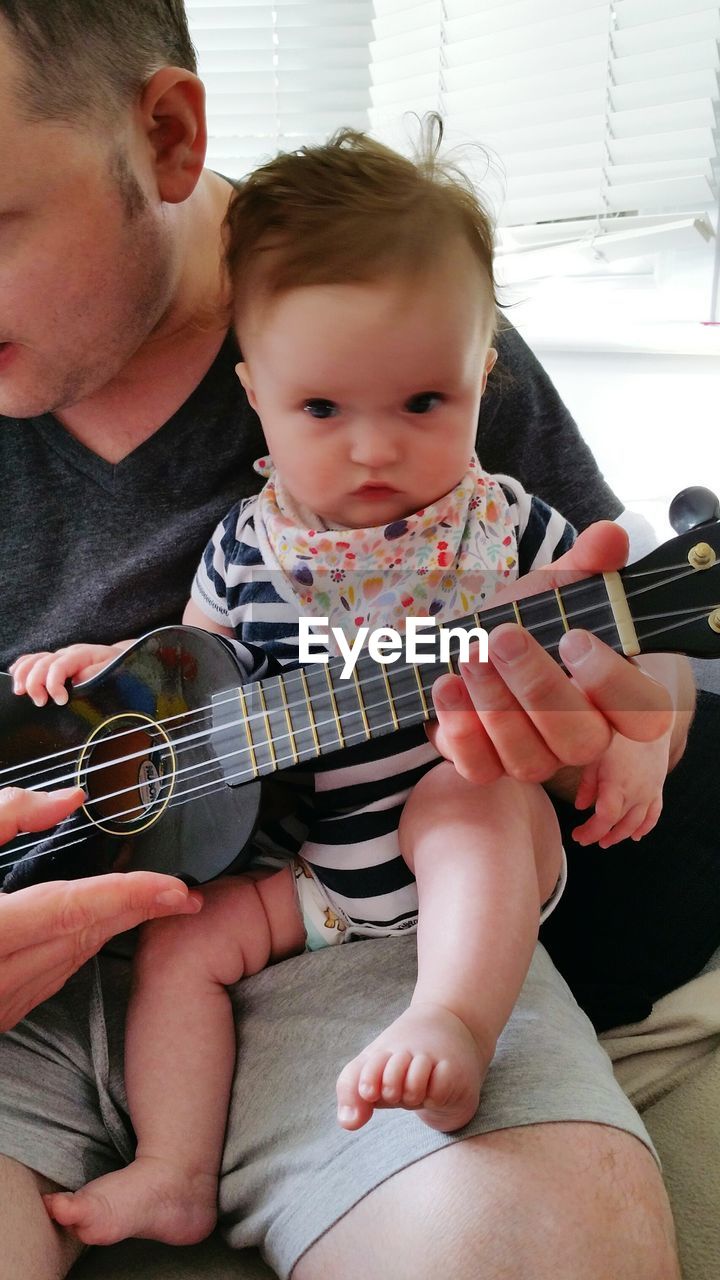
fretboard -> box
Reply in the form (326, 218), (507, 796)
(211, 571), (626, 785)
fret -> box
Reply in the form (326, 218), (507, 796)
(385, 660), (431, 729)
(412, 663), (430, 720)
(277, 667), (321, 763)
(512, 600), (523, 627)
(304, 664), (344, 752)
(276, 673), (299, 765)
(261, 674), (297, 769)
(236, 683), (276, 774)
(323, 665), (344, 748)
(351, 666), (371, 740)
(437, 621), (454, 676)
(381, 664), (399, 730)
(415, 652), (439, 720)
(511, 592), (568, 662)
(327, 659), (370, 748)
(210, 687), (259, 785)
(353, 650), (397, 736)
(256, 684), (276, 770)
(555, 587), (570, 633)
(235, 686), (257, 778)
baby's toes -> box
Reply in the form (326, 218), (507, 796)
(375, 1050), (415, 1105)
(336, 1056), (376, 1131)
(400, 1053), (435, 1109)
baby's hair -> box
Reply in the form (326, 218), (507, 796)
(224, 116), (497, 328)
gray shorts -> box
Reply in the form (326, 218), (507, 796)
(0, 938), (653, 1280)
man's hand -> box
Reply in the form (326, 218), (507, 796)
(428, 522), (675, 786)
(0, 786), (202, 1031)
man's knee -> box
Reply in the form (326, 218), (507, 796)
(0, 1155), (82, 1280)
(294, 1122), (679, 1280)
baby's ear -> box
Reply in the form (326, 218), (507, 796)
(235, 361), (258, 411)
(480, 347), (498, 394)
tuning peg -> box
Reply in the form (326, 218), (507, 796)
(669, 487), (720, 534)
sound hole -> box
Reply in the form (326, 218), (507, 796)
(82, 718), (173, 833)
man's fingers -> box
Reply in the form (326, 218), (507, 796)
(559, 631), (673, 741)
(484, 627), (613, 765)
(0, 785), (86, 847)
(428, 675), (505, 784)
(0, 872), (202, 953)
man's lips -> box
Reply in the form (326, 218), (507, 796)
(0, 342), (18, 372)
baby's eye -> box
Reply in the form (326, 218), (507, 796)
(404, 391), (445, 415)
(303, 399), (339, 420)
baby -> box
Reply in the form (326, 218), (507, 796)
(12, 127), (669, 1247)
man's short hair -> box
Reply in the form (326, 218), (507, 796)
(225, 120), (498, 328)
(0, 0), (197, 123)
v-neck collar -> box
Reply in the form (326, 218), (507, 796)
(31, 330), (240, 493)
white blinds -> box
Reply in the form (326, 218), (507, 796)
(369, 0), (720, 245)
(186, 1), (374, 177)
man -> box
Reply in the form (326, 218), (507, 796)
(0, 3), (707, 1278)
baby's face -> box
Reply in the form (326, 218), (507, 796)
(236, 242), (496, 530)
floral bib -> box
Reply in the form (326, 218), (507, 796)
(252, 454), (518, 648)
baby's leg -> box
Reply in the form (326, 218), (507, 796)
(337, 765), (562, 1133)
(44, 868), (305, 1247)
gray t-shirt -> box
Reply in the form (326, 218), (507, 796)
(0, 323), (620, 670)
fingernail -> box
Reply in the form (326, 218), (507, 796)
(435, 680), (466, 708)
(559, 630), (593, 666)
(490, 628), (529, 664)
(338, 1106), (356, 1124)
(155, 888), (190, 908)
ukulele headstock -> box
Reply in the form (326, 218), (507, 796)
(621, 488), (720, 658)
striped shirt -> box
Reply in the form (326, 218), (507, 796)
(192, 474), (574, 934)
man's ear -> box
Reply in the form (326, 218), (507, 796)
(236, 361), (259, 411)
(480, 347), (498, 395)
(137, 68), (207, 203)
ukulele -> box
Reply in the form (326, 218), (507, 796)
(2, 487), (719, 887)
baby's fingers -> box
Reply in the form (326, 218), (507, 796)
(10, 653), (53, 697)
(20, 655), (60, 707)
(598, 803), (649, 849)
(572, 782), (625, 846)
(631, 797), (663, 843)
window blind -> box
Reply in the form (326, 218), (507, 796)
(186, 1), (374, 177)
(369, 0), (719, 279)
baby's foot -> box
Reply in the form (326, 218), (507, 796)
(43, 1156), (218, 1247)
(336, 1002), (491, 1134)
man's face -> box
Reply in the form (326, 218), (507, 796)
(0, 32), (176, 419)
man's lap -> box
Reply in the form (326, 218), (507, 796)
(0, 937), (651, 1280)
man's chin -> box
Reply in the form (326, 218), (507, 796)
(0, 356), (88, 420)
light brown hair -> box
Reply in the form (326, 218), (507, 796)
(224, 119), (497, 330)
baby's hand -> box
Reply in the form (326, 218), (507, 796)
(572, 732), (671, 848)
(9, 643), (130, 708)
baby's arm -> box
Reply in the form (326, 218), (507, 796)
(571, 731), (671, 848)
(11, 602), (233, 709)
(10, 642), (134, 707)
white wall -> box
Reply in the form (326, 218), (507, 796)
(527, 346), (720, 691)
(531, 348), (720, 541)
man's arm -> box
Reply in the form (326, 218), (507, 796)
(0, 787), (202, 1032)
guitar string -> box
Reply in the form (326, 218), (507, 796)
(2, 555), (713, 792)
(0, 554), (702, 781)
(3, 584), (718, 819)
(2, 601), (717, 875)
(0, 566), (615, 779)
